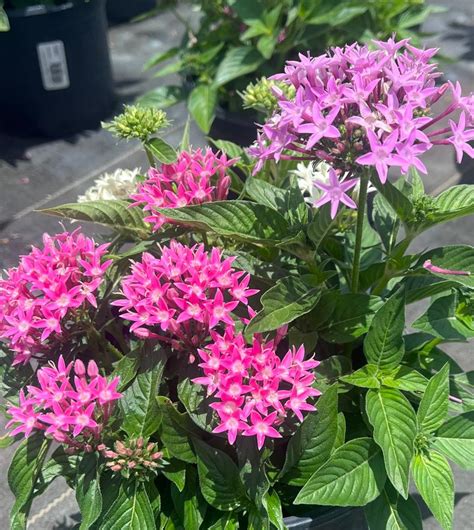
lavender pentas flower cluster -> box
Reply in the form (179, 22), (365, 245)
(249, 38), (474, 218)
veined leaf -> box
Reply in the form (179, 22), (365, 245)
(372, 178), (413, 223)
(416, 245), (474, 289)
(245, 276), (321, 336)
(193, 439), (247, 511)
(294, 438), (386, 506)
(433, 412), (474, 469)
(156, 201), (291, 244)
(417, 363), (450, 434)
(341, 365), (380, 389)
(121, 347), (167, 438)
(365, 484), (422, 530)
(419, 185), (474, 231)
(136, 85), (186, 109)
(188, 84), (218, 134)
(307, 203), (339, 249)
(413, 292), (474, 341)
(100, 481), (156, 530)
(280, 385), (338, 486)
(76, 453), (102, 530)
(380, 366), (428, 393)
(146, 137), (177, 164)
(319, 294), (383, 343)
(214, 46), (263, 86)
(366, 389), (417, 498)
(412, 451), (454, 530)
(40, 200), (148, 237)
(364, 288), (405, 371)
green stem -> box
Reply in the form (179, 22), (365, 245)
(351, 170), (370, 293)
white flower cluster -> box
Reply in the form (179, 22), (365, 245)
(78, 168), (141, 202)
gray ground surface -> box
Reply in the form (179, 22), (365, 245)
(0, 0), (473, 528)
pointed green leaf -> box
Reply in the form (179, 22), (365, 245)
(307, 203), (339, 249)
(340, 364), (381, 389)
(193, 439), (247, 511)
(364, 289), (405, 370)
(40, 200), (148, 236)
(366, 389), (417, 498)
(379, 366), (428, 393)
(146, 137), (177, 164)
(136, 85), (185, 109)
(280, 385), (338, 486)
(417, 363), (450, 434)
(214, 46), (263, 86)
(372, 178), (413, 222)
(365, 484), (422, 530)
(188, 84), (218, 133)
(421, 185), (474, 230)
(245, 276), (321, 336)
(101, 481), (156, 530)
(412, 451), (454, 530)
(76, 453), (102, 530)
(413, 292), (474, 341)
(417, 245), (474, 289)
(121, 347), (167, 438)
(156, 200), (291, 245)
(319, 294), (383, 343)
(8, 433), (50, 528)
(262, 490), (285, 530)
(433, 412), (474, 469)
(294, 438), (386, 506)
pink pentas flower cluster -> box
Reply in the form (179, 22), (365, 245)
(131, 148), (235, 231)
(6, 356), (121, 449)
(193, 328), (320, 450)
(249, 37), (474, 218)
(0, 230), (112, 365)
(113, 241), (258, 352)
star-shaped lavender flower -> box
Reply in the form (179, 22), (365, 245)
(313, 167), (358, 219)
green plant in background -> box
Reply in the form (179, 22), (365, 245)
(140, 0), (443, 133)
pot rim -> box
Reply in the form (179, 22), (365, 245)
(4, 0), (101, 18)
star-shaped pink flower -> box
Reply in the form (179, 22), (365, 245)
(313, 168), (358, 219)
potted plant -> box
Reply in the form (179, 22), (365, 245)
(106, 0), (156, 24)
(140, 0), (443, 144)
(0, 0), (115, 137)
(2, 38), (474, 529)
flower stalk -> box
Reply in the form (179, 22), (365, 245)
(351, 169), (371, 293)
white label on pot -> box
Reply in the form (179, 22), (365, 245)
(37, 41), (70, 91)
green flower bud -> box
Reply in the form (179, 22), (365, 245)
(103, 105), (170, 142)
(241, 77), (295, 115)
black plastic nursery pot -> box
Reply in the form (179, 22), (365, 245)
(0, 0), (115, 137)
(209, 105), (258, 147)
(106, 0), (156, 24)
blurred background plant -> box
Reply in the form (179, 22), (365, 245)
(140, 0), (444, 134)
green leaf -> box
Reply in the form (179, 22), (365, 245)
(170, 467), (206, 530)
(417, 363), (450, 434)
(319, 294), (382, 343)
(146, 137), (177, 164)
(366, 389), (417, 498)
(309, 5), (367, 26)
(101, 481), (156, 530)
(307, 203), (339, 249)
(244, 177), (307, 225)
(40, 200), (148, 237)
(214, 46), (263, 87)
(144, 47), (179, 70)
(178, 377), (215, 432)
(155, 200), (291, 245)
(433, 412), (474, 469)
(257, 35), (276, 59)
(0, 7), (10, 31)
(412, 451), (454, 530)
(372, 179), (413, 222)
(153, 60), (184, 78)
(372, 193), (400, 253)
(281, 385), (338, 486)
(188, 84), (218, 133)
(76, 453), (102, 530)
(157, 397), (198, 463)
(34, 446), (79, 496)
(9, 432), (50, 528)
(162, 456), (187, 492)
(294, 437), (386, 506)
(245, 276), (321, 336)
(334, 413), (346, 450)
(193, 439), (247, 511)
(136, 85), (186, 109)
(413, 292), (474, 341)
(364, 288), (405, 370)
(208, 139), (248, 162)
(379, 366), (428, 393)
(365, 484), (422, 530)
(121, 347), (167, 438)
(417, 245), (474, 289)
(340, 365), (381, 389)
(262, 490), (285, 530)
(0, 433), (14, 448)
(419, 185), (474, 231)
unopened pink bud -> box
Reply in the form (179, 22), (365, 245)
(74, 359), (86, 376)
(87, 360), (99, 377)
